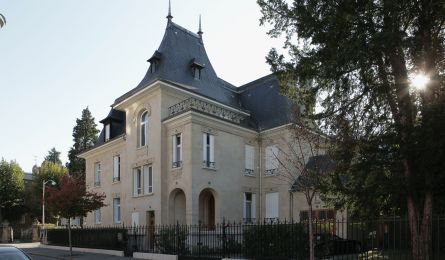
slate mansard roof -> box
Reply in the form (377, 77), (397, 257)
(96, 19), (298, 146)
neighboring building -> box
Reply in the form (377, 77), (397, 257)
(79, 11), (342, 227)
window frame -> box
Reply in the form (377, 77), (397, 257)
(113, 155), (120, 182)
(133, 164), (153, 196)
(94, 208), (101, 224)
(139, 111), (149, 147)
(113, 198), (121, 224)
(202, 133), (215, 168)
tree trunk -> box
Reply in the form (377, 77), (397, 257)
(407, 191), (432, 260)
(68, 218), (72, 256)
(308, 200), (314, 260)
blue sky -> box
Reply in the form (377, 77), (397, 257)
(0, 0), (283, 172)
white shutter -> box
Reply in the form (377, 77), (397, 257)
(133, 169), (138, 196)
(265, 146), (272, 170)
(271, 145), (279, 169)
(131, 212), (139, 227)
(172, 135), (177, 163)
(265, 192), (279, 219)
(203, 133), (207, 162)
(179, 134), (183, 161)
(143, 165), (149, 194)
(209, 134), (215, 163)
(251, 193), (256, 220)
(245, 145), (254, 170)
(113, 156), (119, 179)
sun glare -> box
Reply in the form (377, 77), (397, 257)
(411, 74), (430, 90)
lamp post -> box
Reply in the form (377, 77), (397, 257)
(42, 180), (55, 230)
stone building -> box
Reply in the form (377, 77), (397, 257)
(79, 11), (341, 227)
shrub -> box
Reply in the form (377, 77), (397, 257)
(155, 226), (189, 254)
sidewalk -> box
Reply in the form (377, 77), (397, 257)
(1, 242), (128, 259)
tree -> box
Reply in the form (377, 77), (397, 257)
(0, 14), (5, 29)
(0, 159), (25, 223)
(274, 124), (332, 260)
(258, 0), (445, 259)
(67, 107), (99, 179)
(44, 147), (62, 165)
(31, 161), (68, 223)
(46, 175), (105, 256)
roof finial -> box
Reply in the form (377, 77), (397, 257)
(197, 15), (203, 37)
(167, 0), (173, 20)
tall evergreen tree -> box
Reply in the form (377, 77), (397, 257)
(67, 107), (99, 179)
(44, 147), (62, 165)
(258, 0), (445, 259)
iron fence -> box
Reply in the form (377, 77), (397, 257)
(45, 216), (445, 259)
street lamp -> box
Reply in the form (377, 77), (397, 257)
(42, 180), (56, 227)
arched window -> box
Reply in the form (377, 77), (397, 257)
(140, 111), (148, 147)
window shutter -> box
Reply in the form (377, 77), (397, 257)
(105, 124), (110, 141)
(265, 192), (279, 219)
(251, 193), (256, 219)
(113, 156), (119, 179)
(271, 145), (279, 169)
(172, 135), (177, 163)
(202, 134), (207, 162)
(245, 145), (254, 170)
(179, 134), (183, 161)
(265, 146), (272, 170)
(148, 166), (153, 193)
(209, 134), (215, 162)
(143, 166), (149, 194)
(133, 169), (138, 196)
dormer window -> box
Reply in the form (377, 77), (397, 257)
(148, 51), (161, 74)
(190, 58), (205, 80)
(105, 123), (110, 142)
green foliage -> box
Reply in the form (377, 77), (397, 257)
(243, 223), (309, 259)
(156, 226), (189, 254)
(258, 0), (445, 217)
(67, 107), (99, 179)
(47, 227), (127, 250)
(46, 175), (106, 219)
(44, 147), (62, 165)
(0, 159), (25, 222)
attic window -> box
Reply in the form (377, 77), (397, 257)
(148, 51), (161, 73)
(190, 58), (205, 80)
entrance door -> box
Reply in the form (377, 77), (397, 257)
(146, 211), (155, 249)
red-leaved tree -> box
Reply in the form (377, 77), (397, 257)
(46, 175), (106, 256)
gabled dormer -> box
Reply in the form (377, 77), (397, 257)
(99, 109), (126, 142)
(147, 51), (162, 73)
(190, 58), (205, 80)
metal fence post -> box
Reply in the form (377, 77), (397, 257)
(222, 217), (226, 258)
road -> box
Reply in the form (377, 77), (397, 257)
(3, 243), (130, 260)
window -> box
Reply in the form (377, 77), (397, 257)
(244, 145), (254, 175)
(243, 192), (256, 223)
(133, 168), (142, 196)
(113, 198), (121, 224)
(202, 133), (215, 168)
(105, 123), (110, 141)
(265, 192), (279, 222)
(94, 162), (101, 186)
(94, 208), (101, 224)
(172, 134), (182, 168)
(140, 111), (148, 147)
(265, 145), (279, 175)
(133, 165), (153, 196)
(113, 155), (120, 182)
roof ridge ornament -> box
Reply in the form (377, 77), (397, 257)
(197, 15), (203, 37)
(166, 0), (173, 21)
